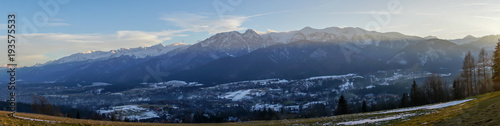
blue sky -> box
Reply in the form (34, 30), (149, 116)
(1, 0), (500, 66)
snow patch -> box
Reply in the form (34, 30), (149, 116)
(305, 73), (362, 81)
(333, 99), (473, 125)
(86, 82), (112, 87)
(220, 89), (252, 101)
(365, 85), (375, 89)
(339, 79), (354, 91)
(336, 113), (415, 125)
(367, 99), (473, 115)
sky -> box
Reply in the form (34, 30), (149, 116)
(1, 0), (500, 66)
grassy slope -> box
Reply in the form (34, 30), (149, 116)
(395, 91), (500, 125)
(1, 91), (500, 126)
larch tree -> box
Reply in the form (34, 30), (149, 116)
(461, 51), (475, 96)
(477, 48), (492, 94)
(493, 40), (500, 91)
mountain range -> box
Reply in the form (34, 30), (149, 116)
(8, 26), (500, 85)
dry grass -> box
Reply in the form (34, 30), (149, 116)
(0, 110), (292, 126)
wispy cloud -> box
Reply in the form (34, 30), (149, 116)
(329, 11), (402, 15)
(160, 13), (248, 34)
(160, 12), (275, 34)
(254, 29), (278, 34)
(474, 16), (500, 21)
(430, 29), (444, 33)
(415, 12), (440, 16)
(459, 2), (500, 6)
(46, 18), (70, 26)
(47, 23), (70, 26)
(48, 18), (65, 22)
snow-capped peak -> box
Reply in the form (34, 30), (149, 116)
(261, 26), (422, 48)
(243, 29), (259, 38)
(197, 29), (277, 52)
(299, 26), (317, 34)
(424, 36), (438, 40)
(42, 43), (189, 65)
(43, 26), (423, 66)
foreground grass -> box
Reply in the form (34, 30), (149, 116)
(394, 91), (500, 125)
(0, 111), (236, 126)
(1, 91), (500, 125)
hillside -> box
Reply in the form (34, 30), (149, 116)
(2, 91), (500, 125)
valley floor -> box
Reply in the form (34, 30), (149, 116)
(1, 91), (500, 126)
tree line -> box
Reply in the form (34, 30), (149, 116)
(403, 40), (500, 107)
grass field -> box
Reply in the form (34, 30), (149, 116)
(1, 91), (500, 126)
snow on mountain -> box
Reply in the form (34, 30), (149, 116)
(197, 29), (279, 53)
(262, 26), (423, 48)
(42, 26), (423, 67)
(191, 26), (423, 58)
(424, 36), (438, 40)
(42, 43), (189, 65)
(464, 34), (500, 51)
(387, 39), (465, 67)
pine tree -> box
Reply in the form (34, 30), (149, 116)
(409, 80), (420, 106)
(493, 40), (500, 91)
(335, 95), (348, 115)
(66, 112), (72, 118)
(361, 100), (367, 112)
(76, 111), (81, 119)
(400, 93), (408, 108)
(462, 51), (475, 96)
(453, 78), (463, 99)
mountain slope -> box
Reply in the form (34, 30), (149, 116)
(168, 41), (388, 84)
(449, 35), (479, 45)
(387, 39), (478, 72)
(6, 27), (490, 84)
(463, 34), (500, 51)
(265, 27), (423, 50)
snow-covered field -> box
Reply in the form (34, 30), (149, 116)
(97, 105), (159, 120)
(86, 82), (112, 87)
(366, 99), (472, 115)
(143, 80), (203, 88)
(305, 73), (362, 81)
